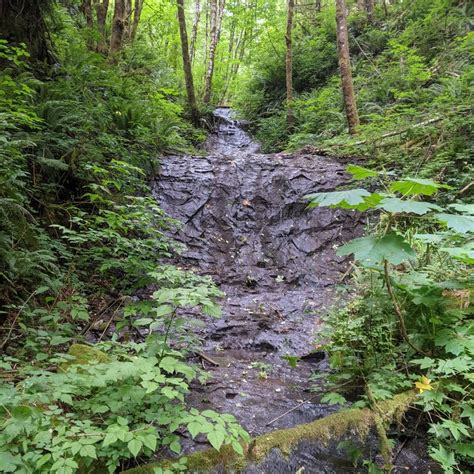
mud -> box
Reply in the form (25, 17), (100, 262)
(151, 108), (364, 449)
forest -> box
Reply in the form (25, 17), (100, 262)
(0, 0), (473, 472)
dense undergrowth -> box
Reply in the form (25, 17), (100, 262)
(1, 0), (473, 472)
(0, 6), (248, 473)
(307, 170), (473, 472)
(236, 0), (473, 191)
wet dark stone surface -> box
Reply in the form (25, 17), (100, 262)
(152, 108), (363, 445)
(151, 109), (437, 471)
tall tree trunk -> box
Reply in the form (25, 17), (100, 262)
(81, 0), (95, 49)
(124, 0), (132, 40)
(190, 0), (201, 63)
(0, 0), (54, 64)
(81, 0), (94, 28)
(203, 0), (224, 104)
(285, 0), (295, 130)
(176, 0), (200, 125)
(130, 0), (144, 41)
(110, 0), (126, 55)
(335, 0), (359, 135)
(95, 0), (110, 53)
(365, 0), (375, 23)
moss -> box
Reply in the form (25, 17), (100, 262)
(60, 343), (110, 371)
(123, 391), (416, 474)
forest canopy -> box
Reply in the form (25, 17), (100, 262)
(0, 0), (473, 472)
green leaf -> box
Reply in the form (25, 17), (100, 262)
(336, 233), (416, 265)
(231, 441), (244, 455)
(154, 305), (173, 317)
(134, 318), (154, 326)
(453, 443), (474, 458)
(207, 429), (225, 451)
(159, 356), (177, 373)
(321, 392), (347, 405)
(0, 452), (21, 472)
(141, 381), (160, 394)
(103, 432), (118, 447)
(390, 178), (449, 196)
(80, 444), (97, 459)
(411, 357), (436, 369)
(36, 454), (51, 468)
(449, 203), (474, 215)
(346, 164), (379, 180)
(187, 421), (202, 439)
(305, 188), (370, 208)
(169, 440), (181, 454)
(142, 434), (158, 451)
(435, 213), (474, 233)
(430, 445), (456, 472)
(128, 439), (143, 457)
(377, 197), (442, 215)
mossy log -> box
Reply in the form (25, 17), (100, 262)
(60, 343), (111, 371)
(124, 391), (415, 474)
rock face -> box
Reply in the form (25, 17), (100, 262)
(152, 108), (364, 446)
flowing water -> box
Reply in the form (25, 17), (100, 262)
(151, 109), (436, 472)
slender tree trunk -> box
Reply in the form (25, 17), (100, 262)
(176, 0), (200, 124)
(82, 0), (94, 27)
(335, 0), (359, 134)
(190, 0), (201, 63)
(130, 0), (144, 41)
(203, 0), (224, 104)
(95, 0), (110, 53)
(81, 0), (95, 48)
(124, 0), (132, 40)
(285, 0), (295, 130)
(365, 0), (375, 23)
(110, 0), (126, 55)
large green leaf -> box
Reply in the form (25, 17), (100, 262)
(305, 188), (370, 208)
(449, 203), (474, 215)
(346, 164), (379, 180)
(390, 178), (449, 197)
(378, 197), (442, 215)
(336, 233), (416, 265)
(441, 245), (474, 264)
(435, 213), (474, 233)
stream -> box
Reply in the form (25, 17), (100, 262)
(151, 109), (435, 472)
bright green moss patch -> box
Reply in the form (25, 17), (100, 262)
(61, 343), (111, 370)
(124, 391), (415, 473)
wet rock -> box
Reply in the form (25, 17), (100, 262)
(152, 108), (364, 457)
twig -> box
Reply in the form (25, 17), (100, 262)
(384, 260), (429, 356)
(0, 290), (38, 350)
(266, 393), (319, 426)
(97, 300), (124, 343)
(459, 181), (474, 195)
(196, 351), (220, 366)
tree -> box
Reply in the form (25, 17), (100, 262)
(335, 0), (360, 134)
(190, 0), (201, 63)
(95, 0), (110, 53)
(365, 0), (375, 23)
(203, 0), (225, 104)
(110, 0), (126, 55)
(176, 0), (200, 124)
(285, 0), (295, 130)
(0, 0), (54, 63)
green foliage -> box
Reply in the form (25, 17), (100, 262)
(0, 343), (248, 473)
(236, 0), (473, 190)
(0, 6), (250, 472)
(309, 166), (473, 471)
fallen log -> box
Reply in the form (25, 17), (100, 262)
(124, 391), (416, 473)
